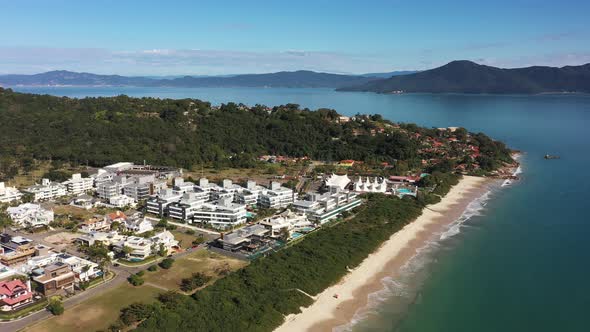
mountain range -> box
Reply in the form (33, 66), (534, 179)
(339, 60), (590, 94)
(0, 70), (412, 89)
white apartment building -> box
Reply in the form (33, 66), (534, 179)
(96, 176), (128, 200)
(194, 178), (223, 200)
(235, 180), (265, 207)
(25, 178), (67, 202)
(293, 187), (361, 224)
(62, 173), (93, 195)
(211, 179), (243, 201)
(190, 197), (247, 229)
(146, 188), (183, 216)
(0, 182), (22, 203)
(259, 182), (294, 209)
(6, 203), (54, 228)
(168, 191), (208, 221)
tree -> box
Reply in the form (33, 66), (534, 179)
(86, 243), (111, 280)
(157, 243), (167, 257)
(159, 258), (174, 269)
(121, 245), (134, 258)
(127, 274), (144, 286)
(47, 297), (64, 315)
(0, 210), (12, 233)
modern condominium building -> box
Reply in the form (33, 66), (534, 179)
(62, 173), (94, 195)
(259, 182), (294, 209)
(24, 179), (67, 202)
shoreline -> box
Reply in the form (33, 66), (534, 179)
(275, 175), (494, 332)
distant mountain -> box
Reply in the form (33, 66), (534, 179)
(339, 60), (590, 94)
(359, 70), (419, 78)
(0, 70), (378, 89)
(0, 70), (154, 87)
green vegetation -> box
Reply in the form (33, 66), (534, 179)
(158, 258), (174, 270)
(114, 194), (432, 332)
(24, 284), (163, 332)
(147, 265), (158, 272)
(47, 297), (64, 316)
(128, 274), (145, 286)
(179, 272), (212, 292)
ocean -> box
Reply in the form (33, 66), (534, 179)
(12, 86), (590, 332)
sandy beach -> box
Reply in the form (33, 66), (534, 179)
(275, 175), (492, 332)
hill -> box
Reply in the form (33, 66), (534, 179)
(0, 70), (378, 88)
(338, 60), (590, 94)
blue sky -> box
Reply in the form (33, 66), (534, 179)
(1, 0), (589, 75)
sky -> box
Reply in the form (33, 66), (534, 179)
(1, 0), (589, 75)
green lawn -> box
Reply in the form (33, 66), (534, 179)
(23, 284), (162, 332)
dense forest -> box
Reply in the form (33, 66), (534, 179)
(339, 60), (590, 94)
(0, 87), (512, 180)
(109, 192), (438, 331)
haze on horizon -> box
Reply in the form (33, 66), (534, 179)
(1, 0), (589, 76)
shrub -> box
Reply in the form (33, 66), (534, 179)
(127, 274), (144, 286)
(47, 297), (64, 315)
(147, 265), (158, 272)
(180, 272), (212, 292)
(159, 258), (174, 269)
(136, 270), (145, 277)
(185, 229), (195, 235)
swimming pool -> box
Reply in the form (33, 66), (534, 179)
(290, 232), (304, 240)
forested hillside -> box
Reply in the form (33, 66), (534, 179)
(0, 87), (511, 180)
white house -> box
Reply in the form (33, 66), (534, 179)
(62, 173), (93, 195)
(124, 214), (154, 234)
(24, 179), (67, 202)
(109, 195), (136, 208)
(0, 182), (22, 203)
(259, 210), (313, 237)
(6, 203), (54, 228)
(114, 236), (152, 260)
(150, 230), (179, 254)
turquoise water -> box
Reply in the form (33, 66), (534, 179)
(12, 86), (590, 332)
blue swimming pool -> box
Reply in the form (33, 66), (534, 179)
(290, 232), (304, 240)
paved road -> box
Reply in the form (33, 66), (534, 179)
(0, 244), (205, 332)
(0, 270), (127, 332)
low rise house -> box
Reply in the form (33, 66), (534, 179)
(217, 224), (269, 252)
(0, 279), (33, 311)
(62, 173), (93, 194)
(150, 230), (179, 254)
(79, 215), (111, 233)
(6, 203), (54, 229)
(124, 213), (153, 234)
(33, 262), (76, 295)
(259, 210), (313, 238)
(75, 231), (124, 247)
(0, 182), (22, 203)
(109, 195), (136, 208)
(105, 211), (128, 224)
(24, 178), (67, 202)
(113, 236), (152, 261)
(56, 253), (100, 282)
(69, 194), (100, 210)
(0, 235), (36, 266)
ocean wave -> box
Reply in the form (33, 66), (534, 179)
(335, 188), (498, 332)
(438, 190), (491, 240)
